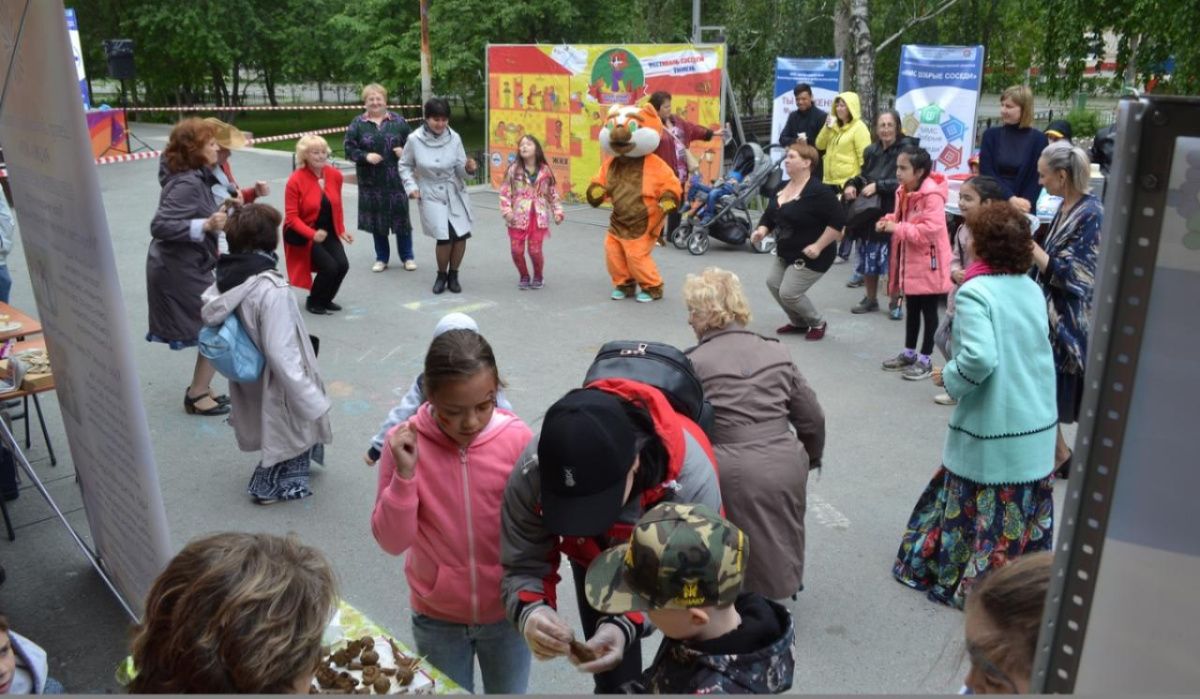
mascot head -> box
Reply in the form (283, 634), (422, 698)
(598, 103), (663, 159)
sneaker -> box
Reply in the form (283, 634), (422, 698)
(518, 276), (531, 290)
(851, 297), (880, 314)
(635, 291), (654, 303)
(371, 261), (387, 273)
(305, 299), (328, 315)
(833, 256), (848, 265)
(403, 259), (417, 271)
(804, 321), (827, 341)
(324, 301), (343, 312)
(531, 278), (544, 290)
(889, 305), (904, 321)
(253, 497), (280, 506)
(902, 360), (933, 381)
(882, 352), (917, 371)
(846, 274), (864, 288)
(933, 392), (958, 405)
(776, 323), (809, 335)
(611, 288), (628, 300)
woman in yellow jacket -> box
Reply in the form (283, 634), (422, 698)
(815, 91), (872, 263)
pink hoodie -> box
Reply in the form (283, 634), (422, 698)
(884, 171), (953, 297)
(371, 403), (533, 625)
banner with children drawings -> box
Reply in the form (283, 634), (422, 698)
(894, 44), (985, 175)
(486, 44), (727, 202)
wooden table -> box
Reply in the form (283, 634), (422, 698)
(0, 301), (42, 342)
(0, 337), (58, 541)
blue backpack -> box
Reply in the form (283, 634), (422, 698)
(199, 310), (265, 383)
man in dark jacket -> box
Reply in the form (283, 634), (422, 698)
(584, 503), (795, 694)
(778, 84), (827, 179)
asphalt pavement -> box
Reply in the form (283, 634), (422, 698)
(0, 122), (1069, 693)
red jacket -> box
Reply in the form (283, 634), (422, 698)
(283, 165), (345, 290)
(219, 160), (258, 203)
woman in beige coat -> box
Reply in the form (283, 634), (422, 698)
(201, 203), (332, 505)
(683, 267), (825, 599)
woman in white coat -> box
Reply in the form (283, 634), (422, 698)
(201, 203), (332, 505)
(399, 98), (478, 294)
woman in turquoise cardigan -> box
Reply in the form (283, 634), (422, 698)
(892, 202), (1057, 609)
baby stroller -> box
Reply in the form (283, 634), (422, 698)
(670, 142), (779, 256)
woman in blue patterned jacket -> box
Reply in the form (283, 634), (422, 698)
(1032, 141), (1103, 478)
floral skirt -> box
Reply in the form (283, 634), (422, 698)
(892, 466), (1054, 609)
(247, 448), (316, 503)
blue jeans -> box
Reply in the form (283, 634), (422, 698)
(373, 230), (413, 264)
(411, 613), (530, 694)
(0, 266), (10, 304)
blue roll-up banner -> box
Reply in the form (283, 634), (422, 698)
(65, 8), (91, 109)
(771, 58), (842, 152)
(894, 45), (984, 174)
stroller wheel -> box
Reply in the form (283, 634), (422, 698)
(751, 234), (776, 254)
(687, 230), (711, 256)
(671, 224), (691, 249)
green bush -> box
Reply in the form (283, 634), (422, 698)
(1064, 108), (1101, 138)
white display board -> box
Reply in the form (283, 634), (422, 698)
(1034, 96), (1200, 693)
(0, 0), (171, 615)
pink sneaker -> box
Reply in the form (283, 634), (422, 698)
(518, 276), (531, 290)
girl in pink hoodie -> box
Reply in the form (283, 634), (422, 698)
(877, 145), (953, 381)
(371, 329), (534, 693)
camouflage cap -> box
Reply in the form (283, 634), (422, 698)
(584, 502), (748, 613)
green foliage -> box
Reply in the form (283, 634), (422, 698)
(1063, 108), (1099, 138)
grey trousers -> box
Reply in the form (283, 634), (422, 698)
(766, 257), (825, 327)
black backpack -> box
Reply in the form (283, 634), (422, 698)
(583, 340), (715, 435)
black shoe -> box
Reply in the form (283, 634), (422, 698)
(447, 270), (462, 293)
(432, 272), (448, 294)
(325, 301), (343, 312)
(305, 300), (328, 315)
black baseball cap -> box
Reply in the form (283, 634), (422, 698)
(538, 389), (639, 537)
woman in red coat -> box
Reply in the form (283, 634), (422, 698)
(284, 135), (354, 314)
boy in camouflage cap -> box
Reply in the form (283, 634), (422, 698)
(585, 502), (795, 694)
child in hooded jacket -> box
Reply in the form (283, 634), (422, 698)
(499, 135), (563, 290)
(877, 145), (953, 381)
(371, 329), (533, 694)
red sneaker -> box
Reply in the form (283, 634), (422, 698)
(776, 323), (808, 334)
(805, 322), (827, 341)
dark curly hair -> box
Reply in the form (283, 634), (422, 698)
(965, 202), (1034, 274)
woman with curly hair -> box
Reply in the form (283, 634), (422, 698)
(129, 532), (337, 693)
(892, 202), (1057, 609)
(148, 118), (231, 417)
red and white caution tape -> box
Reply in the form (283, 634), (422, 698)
(119, 103), (421, 112)
(94, 150), (162, 165)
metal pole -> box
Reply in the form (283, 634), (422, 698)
(419, 0), (433, 104)
(692, 0), (701, 43)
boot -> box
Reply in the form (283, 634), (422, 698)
(447, 269), (462, 293)
(432, 271), (448, 294)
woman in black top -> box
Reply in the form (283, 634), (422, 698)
(751, 142), (846, 341)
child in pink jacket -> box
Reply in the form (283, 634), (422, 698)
(371, 329), (534, 694)
(877, 145), (952, 381)
(499, 135), (563, 290)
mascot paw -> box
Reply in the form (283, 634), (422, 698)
(586, 184), (608, 208)
(642, 285), (664, 300)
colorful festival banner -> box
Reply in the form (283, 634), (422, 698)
(894, 45), (984, 175)
(86, 109), (128, 158)
(486, 44), (726, 201)
(770, 58), (842, 149)
(65, 8), (90, 109)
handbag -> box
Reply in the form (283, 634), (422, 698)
(199, 310), (265, 383)
(845, 192), (882, 229)
(584, 340), (714, 435)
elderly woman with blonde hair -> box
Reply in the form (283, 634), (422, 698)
(284, 134), (354, 314)
(683, 267), (826, 601)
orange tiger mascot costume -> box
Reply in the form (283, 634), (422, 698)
(586, 103), (681, 301)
